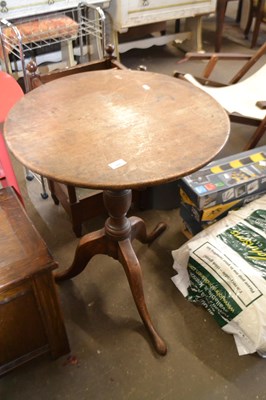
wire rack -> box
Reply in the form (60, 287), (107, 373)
(0, 2), (106, 90)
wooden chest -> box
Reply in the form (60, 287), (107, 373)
(107, 0), (217, 31)
(0, 187), (70, 376)
(106, 0), (216, 53)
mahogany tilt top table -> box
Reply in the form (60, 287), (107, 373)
(5, 69), (230, 355)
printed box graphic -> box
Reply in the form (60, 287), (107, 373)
(179, 146), (266, 210)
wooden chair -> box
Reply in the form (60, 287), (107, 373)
(244, 0), (266, 48)
(215, 0), (243, 52)
(174, 42), (266, 150)
(0, 71), (24, 204)
(26, 45), (147, 237)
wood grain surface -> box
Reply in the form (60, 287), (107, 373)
(5, 69), (230, 189)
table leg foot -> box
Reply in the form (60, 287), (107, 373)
(55, 228), (107, 282)
(130, 216), (167, 244)
(118, 238), (167, 356)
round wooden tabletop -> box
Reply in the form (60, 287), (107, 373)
(5, 69), (230, 190)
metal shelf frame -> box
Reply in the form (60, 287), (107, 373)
(0, 2), (106, 91)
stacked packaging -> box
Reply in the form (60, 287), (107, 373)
(179, 146), (266, 237)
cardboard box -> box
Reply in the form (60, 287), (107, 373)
(180, 190), (266, 236)
(179, 146), (266, 210)
(180, 189), (266, 223)
(180, 203), (215, 235)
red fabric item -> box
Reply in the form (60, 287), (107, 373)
(0, 71), (24, 204)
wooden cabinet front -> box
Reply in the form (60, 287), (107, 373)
(107, 0), (217, 31)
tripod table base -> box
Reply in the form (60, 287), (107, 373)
(55, 189), (167, 355)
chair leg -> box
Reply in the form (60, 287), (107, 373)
(67, 185), (83, 237)
(47, 179), (60, 205)
(236, 0), (243, 22)
(251, 0), (265, 47)
(215, 0), (229, 52)
(40, 176), (49, 199)
(25, 167), (34, 181)
(73, 224), (83, 238)
(243, 116), (266, 150)
(25, 168), (48, 199)
(244, 0), (253, 37)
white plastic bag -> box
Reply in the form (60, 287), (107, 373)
(172, 195), (266, 356)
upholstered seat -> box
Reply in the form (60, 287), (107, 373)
(0, 15), (78, 59)
(0, 15), (78, 90)
(183, 64), (266, 121)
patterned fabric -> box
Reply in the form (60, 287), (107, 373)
(0, 15), (78, 59)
